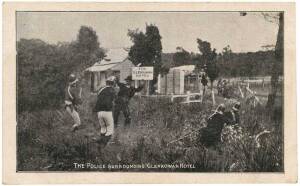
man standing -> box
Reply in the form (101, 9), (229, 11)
(94, 76), (117, 145)
(65, 73), (82, 132)
(217, 79), (222, 95)
(201, 74), (208, 96)
(114, 75), (144, 127)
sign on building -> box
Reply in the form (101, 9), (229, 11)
(132, 67), (154, 80)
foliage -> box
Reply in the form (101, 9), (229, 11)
(17, 92), (283, 172)
(267, 12), (283, 109)
(173, 47), (192, 66)
(127, 24), (166, 93)
(217, 50), (280, 77)
(196, 39), (218, 87)
(17, 26), (105, 112)
(162, 50), (279, 78)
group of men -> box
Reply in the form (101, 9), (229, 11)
(64, 73), (143, 146)
(65, 73), (241, 148)
(199, 102), (241, 147)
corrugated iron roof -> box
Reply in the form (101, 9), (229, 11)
(102, 48), (129, 64)
(86, 48), (129, 72)
(86, 62), (119, 72)
(170, 65), (195, 75)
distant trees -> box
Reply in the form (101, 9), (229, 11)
(221, 45), (233, 62)
(128, 24), (165, 94)
(218, 45), (234, 76)
(161, 47), (277, 79)
(173, 47), (192, 66)
(239, 12), (282, 110)
(218, 51), (276, 77)
(17, 26), (104, 112)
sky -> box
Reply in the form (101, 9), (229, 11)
(17, 12), (279, 53)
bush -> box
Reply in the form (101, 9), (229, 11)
(17, 26), (105, 113)
(17, 93), (283, 172)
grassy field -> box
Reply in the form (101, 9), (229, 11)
(17, 86), (283, 172)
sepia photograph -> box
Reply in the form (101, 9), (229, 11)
(2, 2), (297, 184)
(16, 10), (285, 172)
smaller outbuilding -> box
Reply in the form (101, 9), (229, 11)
(157, 65), (206, 95)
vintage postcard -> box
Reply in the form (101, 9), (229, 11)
(2, 2), (297, 184)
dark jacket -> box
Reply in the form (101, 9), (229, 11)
(200, 112), (229, 147)
(65, 84), (82, 106)
(116, 82), (143, 102)
(224, 110), (240, 125)
(201, 76), (208, 86)
(94, 86), (116, 112)
(206, 112), (228, 136)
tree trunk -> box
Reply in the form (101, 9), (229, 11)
(267, 13), (283, 109)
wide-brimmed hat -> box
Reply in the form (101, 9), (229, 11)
(106, 76), (116, 82)
(232, 102), (241, 111)
(125, 75), (133, 81)
(68, 74), (78, 85)
(217, 103), (226, 113)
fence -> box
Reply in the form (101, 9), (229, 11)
(171, 91), (202, 104)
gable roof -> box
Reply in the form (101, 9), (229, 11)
(170, 65), (195, 75)
(86, 48), (129, 72)
(86, 62), (120, 72)
(102, 48), (129, 64)
(171, 65), (195, 72)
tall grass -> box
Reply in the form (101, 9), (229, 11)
(17, 93), (283, 172)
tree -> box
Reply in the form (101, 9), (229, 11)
(239, 12), (282, 110)
(221, 45), (233, 62)
(71, 26), (105, 74)
(17, 26), (105, 112)
(197, 39), (218, 89)
(218, 45), (233, 77)
(190, 52), (203, 69)
(267, 12), (283, 109)
(196, 39), (218, 105)
(17, 39), (63, 112)
(173, 47), (191, 67)
(128, 24), (163, 94)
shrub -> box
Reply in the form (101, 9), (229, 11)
(17, 26), (105, 113)
(17, 94), (283, 172)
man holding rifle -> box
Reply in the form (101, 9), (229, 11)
(114, 75), (144, 127)
(64, 73), (82, 132)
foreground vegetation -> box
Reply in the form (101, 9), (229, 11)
(17, 89), (283, 172)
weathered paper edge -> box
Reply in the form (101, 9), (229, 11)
(2, 2), (297, 184)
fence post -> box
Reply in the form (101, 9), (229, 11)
(146, 80), (150, 96)
(212, 89), (215, 106)
(165, 75), (168, 95)
(238, 85), (244, 98)
(187, 76), (190, 92)
(186, 91), (190, 104)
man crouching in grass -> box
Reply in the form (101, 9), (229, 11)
(93, 76), (116, 147)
